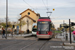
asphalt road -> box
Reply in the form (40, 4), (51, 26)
(0, 37), (75, 50)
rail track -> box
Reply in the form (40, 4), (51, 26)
(20, 39), (50, 50)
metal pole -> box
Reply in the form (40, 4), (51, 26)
(69, 19), (72, 43)
(66, 28), (68, 41)
(63, 20), (64, 36)
(6, 0), (8, 39)
(12, 27), (13, 37)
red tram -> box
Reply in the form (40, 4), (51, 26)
(37, 17), (54, 39)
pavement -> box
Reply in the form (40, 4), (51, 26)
(0, 33), (32, 39)
(55, 32), (75, 46)
(0, 37), (75, 50)
(0, 32), (75, 46)
(0, 33), (75, 50)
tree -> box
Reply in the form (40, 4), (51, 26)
(17, 20), (26, 26)
(1, 22), (6, 28)
(8, 22), (13, 28)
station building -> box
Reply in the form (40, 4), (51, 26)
(19, 9), (40, 32)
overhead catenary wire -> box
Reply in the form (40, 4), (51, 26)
(47, 0), (48, 8)
(46, 0), (49, 16)
(42, 0), (49, 11)
(23, 0), (33, 9)
(42, 0), (50, 17)
(42, 0), (48, 9)
(23, 0), (51, 13)
(47, 0), (49, 11)
(23, 0), (38, 13)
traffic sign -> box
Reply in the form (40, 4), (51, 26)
(53, 9), (55, 11)
(71, 22), (75, 26)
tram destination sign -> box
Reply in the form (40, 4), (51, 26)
(39, 22), (49, 24)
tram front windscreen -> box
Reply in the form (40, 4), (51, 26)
(37, 21), (50, 31)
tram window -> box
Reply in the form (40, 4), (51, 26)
(32, 29), (37, 32)
(49, 23), (52, 31)
(32, 25), (37, 32)
(38, 24), (49, 31)
(38, 21), (50, 31)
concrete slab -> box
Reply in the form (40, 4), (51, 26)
(50, 38), (62, 41)
(64, 43), (75, 46)
(0, 34), (32, 39)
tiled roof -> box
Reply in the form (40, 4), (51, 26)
(20, 9), (37, 15)
(19, 15), (36, 22)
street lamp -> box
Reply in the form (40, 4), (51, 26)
(6, 0), (8, 39)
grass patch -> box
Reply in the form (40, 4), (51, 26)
(55, 31), (62, 33)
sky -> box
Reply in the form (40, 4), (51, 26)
(0, 0), (75, 28)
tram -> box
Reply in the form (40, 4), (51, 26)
(32, 23), (37, 35)
(37, 17), (54, 39)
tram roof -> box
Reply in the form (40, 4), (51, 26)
(39, 17), (50, 19)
